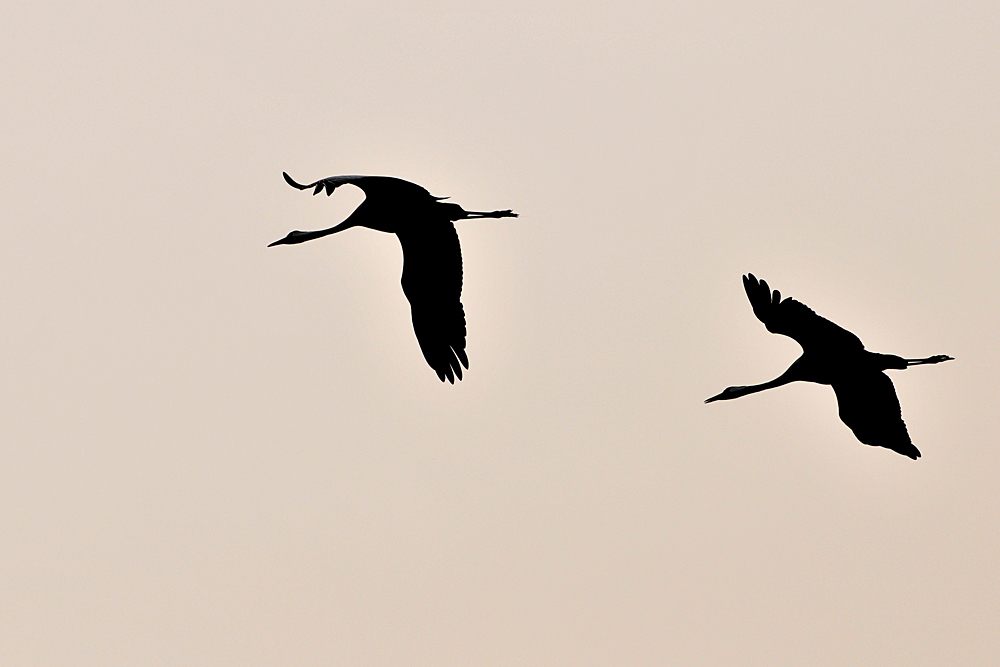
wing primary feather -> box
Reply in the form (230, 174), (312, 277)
(743, 273), (865, 353)
(283, 172), (310, 190)
(398, 222), (468, 383)
(832, 373), (920, 459)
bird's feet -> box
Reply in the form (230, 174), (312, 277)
(465, 209), (518, 219)
(905, 354), (954, 365)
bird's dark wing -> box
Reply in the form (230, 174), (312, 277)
(831, 372), (919, 459)
(397, 222), (468, 383)
(743, 273), (864, 354)
(283, 172), (438, 203)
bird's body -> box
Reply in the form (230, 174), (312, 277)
(270, 173), (516, 383)
(706, 274), (952, 459)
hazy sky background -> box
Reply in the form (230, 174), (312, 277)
(2, 1), (998, 665)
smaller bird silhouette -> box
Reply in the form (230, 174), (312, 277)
(270, 172), (517, 383)
(705, 274), (952, 459)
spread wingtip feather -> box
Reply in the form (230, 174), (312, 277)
(283, 172), (309, 190)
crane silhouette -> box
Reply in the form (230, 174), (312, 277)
(269, 172), (517, 383)
(705, 274), (952, 459)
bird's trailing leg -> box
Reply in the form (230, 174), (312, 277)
(463, 209), (518, 219)
(904, 355), (954, 366)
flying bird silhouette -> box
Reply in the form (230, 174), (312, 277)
(705, 274), (952, 459)
(270, 172), (517, 383)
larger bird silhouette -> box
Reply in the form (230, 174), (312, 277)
(705, 274), (952, 459)
(270, 172), (517, 383)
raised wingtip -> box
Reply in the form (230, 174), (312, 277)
(743, 273), (762, 294)
(283, 172), (308, 190)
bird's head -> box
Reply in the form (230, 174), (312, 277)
(267, 219), (358, 247)
(268, 230), (312, 247)
(704, 386), (748, 403)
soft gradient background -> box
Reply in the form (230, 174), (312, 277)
(2, 1), (997, 665)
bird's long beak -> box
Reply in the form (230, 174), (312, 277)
(704, 391), (725, 403)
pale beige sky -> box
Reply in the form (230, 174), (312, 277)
(2, 1), (998, 665)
